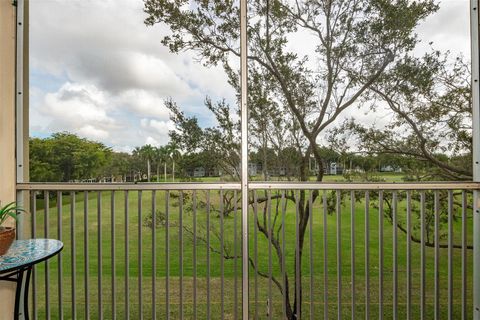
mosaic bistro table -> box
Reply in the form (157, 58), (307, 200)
(0, 239), (63, 320)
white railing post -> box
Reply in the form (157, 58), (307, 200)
(471, 1), (480, 319)
(240, 0), (249, 318)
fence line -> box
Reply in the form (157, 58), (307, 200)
(21, 183), (476, 319)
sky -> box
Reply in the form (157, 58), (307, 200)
(29, 0), (471, 153)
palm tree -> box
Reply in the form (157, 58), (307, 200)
(134, 144), (155, 182)
(167, 143), (181, 182)
(132, 147), (142, 182)
(154, 146), (169, 182)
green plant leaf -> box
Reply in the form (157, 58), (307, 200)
(0, 202), (16, 213)
(6, 212), (18, 221)
(0, 202), (25, 227)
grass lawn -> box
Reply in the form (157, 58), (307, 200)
(29, 180), (473, 319)
(176, 172), (407, 183)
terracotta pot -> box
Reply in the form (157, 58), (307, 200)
(0, 227), (15, 256)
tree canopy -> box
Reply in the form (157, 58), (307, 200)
(338, 53), (472, 180)
(145, 0), (438, 182)
(143, 1), (441, 318)
(30, 132), (112, 182)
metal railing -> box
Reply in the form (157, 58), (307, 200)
(16, 182), (478, 319)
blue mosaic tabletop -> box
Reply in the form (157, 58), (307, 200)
(0, 239), (63, 273)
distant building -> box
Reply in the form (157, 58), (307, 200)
(380, 165), (402, 173)
(193, 167), (205, 177)
(186, 166), (220, 178)
(248, 163), (259, 176)
(325, 162), (344, 175)
(309, 158), (344, 175)
(232, 162), (262, 177)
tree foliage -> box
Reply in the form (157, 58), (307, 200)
(166, 98), (241, 179)
(144, 0), (439, 317)
(144, 0), (437, 181)
(338, 53), (472, 180)
(30, 132), (112, 182)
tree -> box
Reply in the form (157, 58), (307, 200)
(340, 53), (472, 180)
(102, 152), (132, 182)
(74, 142), (112, 180)
(179, 150), (220, 178)
(30, 137), (59, 182)
(154, 146), (170, 182)
(133, 144), (156, 182)
(166, 98), (241, 180)
(166, 142), (182, 181)
(325, 53), (474, 252)
(30, 132), (112, 182)
(329, 52), (474, 253)
(144, 1), (438, 317)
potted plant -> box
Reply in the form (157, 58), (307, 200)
(0, 202), (25, 255)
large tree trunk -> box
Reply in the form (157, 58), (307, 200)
(289, 142), (323, 319)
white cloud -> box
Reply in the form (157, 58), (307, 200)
(29, 0), (470, 153)
(39, 82), (115, 131)
(140, 118), (174, 144)
(117, 89), (170, 120)
(29, 0), (236, 152)
(145, 136), (160, 146)
(415, 0), (470, 58)
(141, 119), (174, 133)
(31, 81), (174, 150)
(78, 125), (110, 140)
(30, 0), (233, 101)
